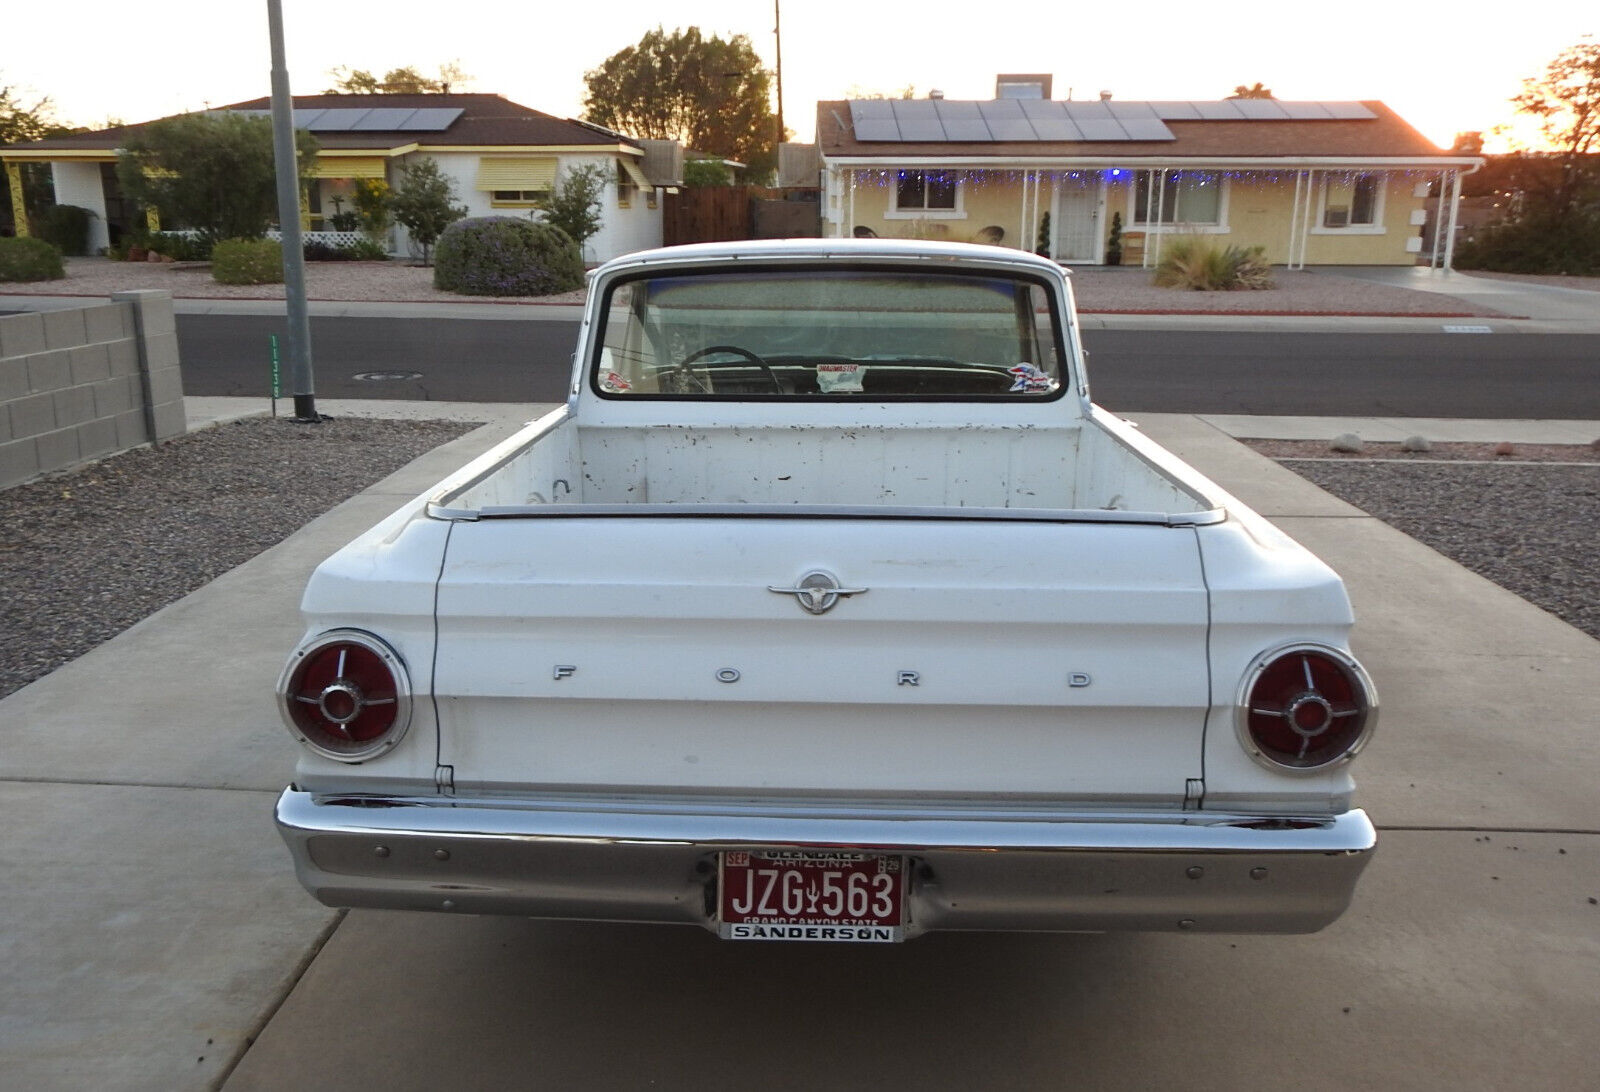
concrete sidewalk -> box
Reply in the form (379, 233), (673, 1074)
(1, 407), (1596, 1089)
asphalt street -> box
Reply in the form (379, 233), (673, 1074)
(171, 313), (1600, 418)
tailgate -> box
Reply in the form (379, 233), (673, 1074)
(432, 517), (1209, 805)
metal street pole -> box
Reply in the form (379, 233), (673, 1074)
(773, 0), (785, 162)
(266, 0), (318, 422)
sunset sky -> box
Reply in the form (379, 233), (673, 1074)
(4, 1), (1593, 151)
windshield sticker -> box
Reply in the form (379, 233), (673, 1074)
(600, 370), (633, 393)
(1007, 363), (1055, 393)
(816, 362), (865, 393)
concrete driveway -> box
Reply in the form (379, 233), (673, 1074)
(2, 409), (1595, 1091)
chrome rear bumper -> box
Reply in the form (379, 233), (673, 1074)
(275, 788), (1375, 937)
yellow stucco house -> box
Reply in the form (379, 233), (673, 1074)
(817, 77), (1482, 268)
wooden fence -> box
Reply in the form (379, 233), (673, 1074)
(662, 187), (820, 246)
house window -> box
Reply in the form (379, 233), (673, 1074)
(616, 162), (635, 209)
(1133, 171), (1223, 226)
(1322, 172), (1382, 228)
(894, 170), (958, 212)
(491, 189), (549, 206)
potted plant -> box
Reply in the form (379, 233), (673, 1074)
(1106, 212), (1124, 266)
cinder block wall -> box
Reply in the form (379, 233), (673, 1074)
(0, 290), (186, 490)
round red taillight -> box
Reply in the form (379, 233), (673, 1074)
(278, 631), (412, 761)
(1236, 645), (1376, 772)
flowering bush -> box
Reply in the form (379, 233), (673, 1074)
(432, 217), (584, 297)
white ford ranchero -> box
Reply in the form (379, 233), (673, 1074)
(274, 239), (1377, 942)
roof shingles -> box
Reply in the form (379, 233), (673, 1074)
(4, 93), (630, 152)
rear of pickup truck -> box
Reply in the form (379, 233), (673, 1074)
(275, 240), (1377, 940)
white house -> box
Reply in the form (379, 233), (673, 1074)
(2, 92), (665, 264)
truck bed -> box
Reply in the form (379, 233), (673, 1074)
(431, 406), (1218, 521)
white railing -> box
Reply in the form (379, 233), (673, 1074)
(266, 229), (369, 248)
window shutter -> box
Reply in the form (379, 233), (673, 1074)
(309, 157), (387, 180)
(475, 156), (558, 192)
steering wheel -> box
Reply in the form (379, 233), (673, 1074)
(678, 345), (784, 393)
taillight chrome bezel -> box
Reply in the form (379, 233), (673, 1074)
(1234, 643), (1378, 774)
(277, 629), (413, 763)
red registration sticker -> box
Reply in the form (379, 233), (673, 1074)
(718, 850), (905, 942)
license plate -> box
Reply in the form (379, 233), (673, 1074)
(718, 850), (905, 942)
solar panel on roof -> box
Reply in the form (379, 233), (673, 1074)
(1232, 99), (1288, 119)
(1018, 99), (1064, 119)
(890, 100), (947, 141)
(850, 100), (895, 120)
(1121, 118), (1175, 140)
(1026, 116), (1084, 141)
(350, 107), (414, 131)
(933, 101), (992, 141)
(1060, 101), (1115, 121)
(307, 109), (370, 130)
(293, 109), (326, 128)
(1278, 102), (1334, 119)
(1146, 102), (1201, 119)
(853, 119), (902, 141)
(976, 99), (1035, 139)
(842, 97), (1376, 142)
(1075, 118), (1128, 141)
(403, 107), (464, 130)
(848, 101), (900, 141)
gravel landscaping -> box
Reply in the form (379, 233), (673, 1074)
(1265, 452), (1600, 640)
(0, 255), (1511, 316)
(0, 416), (475, 698)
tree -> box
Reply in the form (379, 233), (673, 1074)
(1, 78), (58, 234)
(844, 84), (918, 101)
(1509, 37), (1600, 213)
(1456, 38), (1600, 274)
(1229, 83), (1274, 100)
(116, 112), (319, 242)
(389, 157), (466, 264)
(682, 158), (732, 187)
(326, 61), (471, 94)
(583, 27), (779, 180)
(1, 79), (54, 145)
(536, 163), (606, 254)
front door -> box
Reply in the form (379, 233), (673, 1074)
(1053, 180), (1103, 264)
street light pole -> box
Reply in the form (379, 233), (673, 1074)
(774, 0), (785, 165)
(266, 0), (318, 422)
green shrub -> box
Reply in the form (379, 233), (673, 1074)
(212, 238), (284, 284)
(1152, 236), (1274, 291)
(1106, 211), (1124, 266)
(432, 217), (583, 296)
(0, 237), (65, 282)
(147, 231), (213, 261)
(36, 204), (97, 256)
(348, 236), (390, 260)
(1455, 212), (1600, 275)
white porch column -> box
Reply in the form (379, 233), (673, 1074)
(50, 161), (111, 253)
(1442, 169), (1464, 272)
(1287, 171), (1304, 269)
